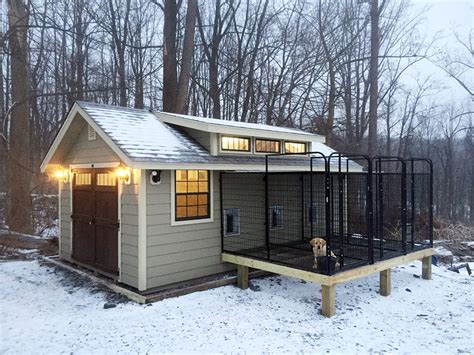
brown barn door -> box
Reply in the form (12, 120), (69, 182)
(72, 169), (119, 275)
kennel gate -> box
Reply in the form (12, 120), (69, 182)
(221, 153), (433, 276)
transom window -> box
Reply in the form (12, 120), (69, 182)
(74, 173), (91, 186)
(284, 141), (306, 154)
(96, 173), (116, 186)
(175, 170), (210, 221)
(255, 139), (280, 153)
(221, 136), (251, 152)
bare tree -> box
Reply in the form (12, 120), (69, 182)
(6, 0), (32, 233)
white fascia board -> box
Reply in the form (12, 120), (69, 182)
(40, 103), (80, 172)
(132, 162), (329, 172)
(40, 103), (134, 172)
(156, 112), (325, 143)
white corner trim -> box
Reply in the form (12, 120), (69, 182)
(69, 180), (73, 257)
(170, 170), (215, 227)
(117, 180), (122, 283)
(137, 169), (147, 291)
(58, 180), (62, 258)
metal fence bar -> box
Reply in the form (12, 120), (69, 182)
(219, 171), (224, 253)
(410, 160), (416, 250)
(265, 156), (270, 260)
(220, 152), (432, 276)
(401, 160), (407, 254)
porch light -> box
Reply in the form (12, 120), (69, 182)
(53, 168), (69, 183)
(115, 167), (131, 185)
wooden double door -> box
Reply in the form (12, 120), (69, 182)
(72, 169), (119, 275)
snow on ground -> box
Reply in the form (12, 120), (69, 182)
(0, 260), (473, 354)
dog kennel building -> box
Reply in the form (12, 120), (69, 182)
(41, 101), (434, 317)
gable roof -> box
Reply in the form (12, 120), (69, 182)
(157, 112), (324, 142)
(40, 101), (342, 172)
(77, 101), (210, 163)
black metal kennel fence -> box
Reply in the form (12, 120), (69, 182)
(220, 152), (433, 276)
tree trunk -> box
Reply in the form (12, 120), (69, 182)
(175, 0), (198, 114)
(367, 0), (379, 156)
(163, 0), (178, 112)
(6, 0), (32, 234)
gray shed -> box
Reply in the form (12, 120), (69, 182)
(41, 101), (330, 292)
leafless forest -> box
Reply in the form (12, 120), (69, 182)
(0, 0), (472, 234)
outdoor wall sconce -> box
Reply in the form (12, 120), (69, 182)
(115, 167), (131, 185)
(53, 168), (69, 183)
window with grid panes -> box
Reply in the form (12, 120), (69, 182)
(221, 136), (251, 151)
(175, 170), (210, 221)
(255, 139), (280, 153)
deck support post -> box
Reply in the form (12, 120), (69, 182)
(379, 268), (391, 296)
(422, 256), (432, 280)
(321, 284), (335, 317)
(237, 265), (249, 289)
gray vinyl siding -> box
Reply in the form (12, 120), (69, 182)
(64, 121), (118, 164)
(58, 118), (139, 289)
(59, 181), (72, 261)
(120, 178), (139, 288)
(221, 173), (266, 252)
(179, 127), (212, 151)
(221, 173), (309, 253)
(145, 170), (233, 289)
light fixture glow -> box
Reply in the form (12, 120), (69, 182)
(53, 168), (69, 183)
(115, 167), (131, 184)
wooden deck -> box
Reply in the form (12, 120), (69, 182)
(222, 247), (434, 317)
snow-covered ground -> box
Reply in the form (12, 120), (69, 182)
(0, 260), (472, 354)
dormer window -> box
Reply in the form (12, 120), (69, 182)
(255, 139), (280, 153)
(284, 141), (306, 154)
(221, 136), (251, 152)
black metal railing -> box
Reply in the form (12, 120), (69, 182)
(221, 153), (433, 276)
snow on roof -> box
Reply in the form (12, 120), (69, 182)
(73, 102), (342, 169)
(157, 111), (323, 140)
(77, 101), (211, 163)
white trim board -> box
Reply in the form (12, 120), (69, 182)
(58, 180), (62, 258)
(137, 169), (147, 291)
(117, 178), (123, 282)
(70, 162), (121, 169)
(133, 162), (333, 172)
(157, 112), (325, 142)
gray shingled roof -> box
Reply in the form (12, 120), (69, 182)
(77, 101), (354, 170)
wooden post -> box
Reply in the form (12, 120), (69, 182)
(321, 285), (336, 317)
(379, 268), (391, 296)
(237, 265), (249, 289)
(422, 256), (432, 280)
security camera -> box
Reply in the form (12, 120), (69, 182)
(150, 170), (161, 185)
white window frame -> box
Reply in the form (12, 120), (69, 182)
(170, 170), (214, 226)
(254, 138), (282, 155)
(283, 141), (307, 154)
(218, 134), (253, 155)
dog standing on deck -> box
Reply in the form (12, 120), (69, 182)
(309, 237), (340, 271)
